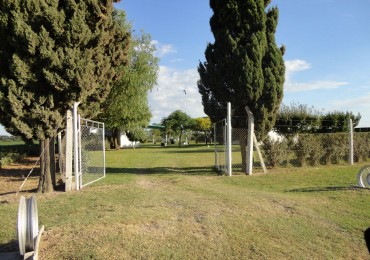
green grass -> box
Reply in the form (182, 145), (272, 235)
(1, 143), (370, 259)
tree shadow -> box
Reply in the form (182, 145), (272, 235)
(287, 186), (362, 193)
(106, 166), (218, 176)
(0, 239), (18, 253)
(0, 188), (37, 197)
(161, 148), (214, 154)
(364, 228), (370, 254)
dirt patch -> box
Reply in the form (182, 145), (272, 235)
(0, 157), (39, 203)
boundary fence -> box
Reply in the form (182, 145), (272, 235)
(213, 103), (369, 175)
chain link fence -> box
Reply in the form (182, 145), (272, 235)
(215, 119), (370, 173)
(79, 118), (105, 187)
(261, 131), (370, 168)
(214, 120), (226, 173)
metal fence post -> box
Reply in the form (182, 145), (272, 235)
(227, 102), (232, 176)
(73, 102), (80, 190)
(348, 118), (354, 165)
(245, 106), (254, 175)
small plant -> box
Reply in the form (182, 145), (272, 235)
(261, 137), (288, 168)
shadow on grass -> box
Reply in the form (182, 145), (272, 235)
(106, 166), (218, 176)
(287, 186), (362, 193)
(364, 228), (370, 254)
(161, 148), (214, 154)
(0, 239), (18, 253)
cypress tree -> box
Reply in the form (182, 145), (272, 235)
(0, 0), (130, 192)
(198, 0), (285, 139)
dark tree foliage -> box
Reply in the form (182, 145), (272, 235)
(198, 0), (285, 139)
(0, 0), (130, 192)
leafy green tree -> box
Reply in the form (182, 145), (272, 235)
(99, 13), (159, 149)
(198, 0), (285, 139)
(161, 110), (194, 146)
(192, 117), (212, 145)
(274, 102), (322, 136)
(320, 111), (361, 133)
(274, 102), (361, 136)
(0, 0), (130, 192)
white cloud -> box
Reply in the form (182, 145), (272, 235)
(284, 59), (349, 92)
(149, 66), (206, 123)
(331, 93), (370, 109)
(150, 40), (177, 57)
(285, 81), (349, 93)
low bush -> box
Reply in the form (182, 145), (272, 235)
(261, 137), (288, 168)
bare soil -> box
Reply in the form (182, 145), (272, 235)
(0, 157), (40, 203)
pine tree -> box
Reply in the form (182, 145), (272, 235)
(198, 0), (285, 139)
(0, 0), (130, 192)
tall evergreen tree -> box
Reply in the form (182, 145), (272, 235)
(198, 0), (285, 139)
(0, 0), (130, 192)
(99, 12), (159, 149)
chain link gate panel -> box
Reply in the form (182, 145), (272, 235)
(79, 118), (105, 187)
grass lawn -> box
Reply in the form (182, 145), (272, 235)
(1, 143), (370, 259)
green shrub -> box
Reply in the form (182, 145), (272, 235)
(354, 132), (370, 162)
(292, 134), (321, 167)
(321, 133), (348, 165)
(261, 137), (288, 168)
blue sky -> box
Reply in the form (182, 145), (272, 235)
(114, 0), (370, 127)
(1, 0), (369, 135)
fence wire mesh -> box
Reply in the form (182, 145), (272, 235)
(214, 120), (226, 173)
(262, 131), (370, 168)
(214, 119), (370, 173)
(79, 118), (105, 187)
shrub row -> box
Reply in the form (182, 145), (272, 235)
(261, 133), (370, 168)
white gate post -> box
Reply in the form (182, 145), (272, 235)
(226, 102), (232, 176)
(245, 106), (254, 175)
(73, 102), (80, 190)
(214, 123), (218, 170)
(348, 118), (354, 165)
(65, 110), (73, 191)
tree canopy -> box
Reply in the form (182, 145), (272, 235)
(198, 0), (285, 139)
(161, 110), (193, 146)
(0, 0), (129, 140)
(274, 102), (361, 136)
(0, 0), (130, 191)
(192, 117), (212, 145)
(99, 12), (159, 148)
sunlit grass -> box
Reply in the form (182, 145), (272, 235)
(1, 143), (370, 259)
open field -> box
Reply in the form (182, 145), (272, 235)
(1, 144), (370, 259)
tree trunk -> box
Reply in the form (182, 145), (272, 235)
(178, 132), (183, 147)
(112, 127), (120, 149)
(50, 137), (56, 188)
(37, 138), (55, 193)
(240, 133), (247, 173)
